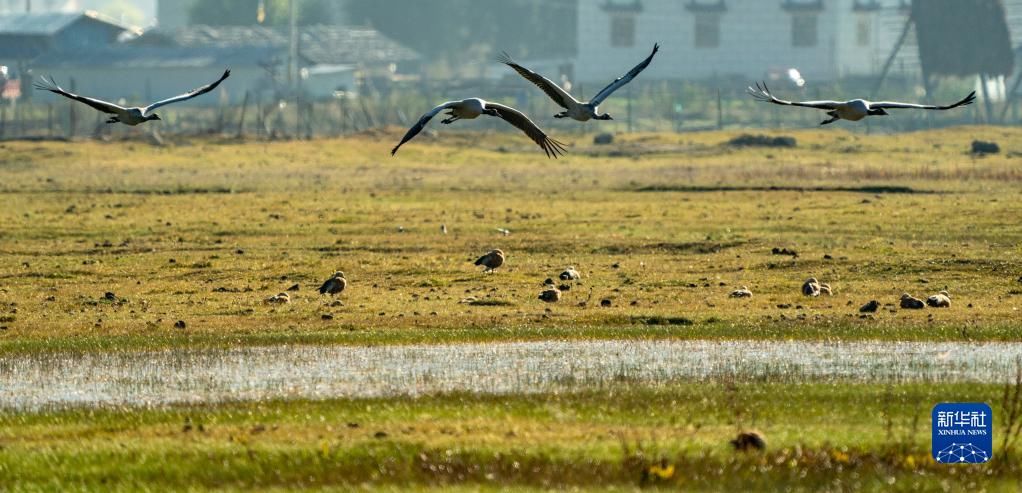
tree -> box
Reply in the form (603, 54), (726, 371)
(912, 0), (1014, 78)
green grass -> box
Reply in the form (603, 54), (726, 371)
(2, 382), (1020, 491)
(3, 128), (1022, 491)
(2, 127), (1022, 354)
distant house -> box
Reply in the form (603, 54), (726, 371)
(32, 45), (282, 107)
(28, 23), (421, 107)
(574, 0), (911, 84)
(129, 24), (422, 98)
(133, 25), (421, 77)
(0, 11), (134, 68)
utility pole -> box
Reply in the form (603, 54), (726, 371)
(288, 0), (298, 88)
(25, 0), (30, 13)
(288, 0), (301, 137)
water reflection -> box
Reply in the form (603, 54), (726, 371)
(1, 340), (1020, 411)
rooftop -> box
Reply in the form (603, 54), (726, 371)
(0, 11), (136, 36)
(133, 25), (421, 66)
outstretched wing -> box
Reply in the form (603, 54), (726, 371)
(33, 76), (125, 115)
(484, 102), (566, 159)
(498, 51), (577, 110)
(590, 43), (659, 106)
(747, 81), (842, 110)
(871, 91), (976, 111)
(391, 101), (459, 155)
(142, 69), (231, 115)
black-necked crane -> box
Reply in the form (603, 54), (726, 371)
(500, 44), (659, 122)
(34, 69), (231, 126)
(748, 82), (975, 125)
(391, 98), (565, 158)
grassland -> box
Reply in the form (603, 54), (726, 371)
(2, 127), (1022, 353)
(3, 381), (1021, 491)
(3, 127), (1022, 491)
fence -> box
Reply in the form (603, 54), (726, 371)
(0, 75), (1009, 142)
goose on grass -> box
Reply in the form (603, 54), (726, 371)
(391, 98), (566, 158)
(747, 82), (975, 125)
(499, 43), (659, 122)
(34, 69), (231, 125)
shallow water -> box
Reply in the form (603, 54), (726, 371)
(1, 340), (1021, 412)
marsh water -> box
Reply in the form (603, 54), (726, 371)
(2, 340), (1020, 411)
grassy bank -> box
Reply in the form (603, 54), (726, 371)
(2, 382), (1020, 491)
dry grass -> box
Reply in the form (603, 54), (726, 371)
(1, 127), (1022, 353)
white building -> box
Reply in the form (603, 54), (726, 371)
(575, 0), (915, 84)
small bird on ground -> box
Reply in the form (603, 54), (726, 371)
(748, 82), (976, 125)
(859, 300), (880, 313)
(729, 286), (753, 298)
(500, 44), (659, 121)
(474, 249), (505, 273)
(391, 98), (565, 158)
(559, 266), (581, 281)
(900, 293), (926, 309)
(927, 290), (951, 308)
(730, 431), (766, 452)
(264, 292), (290, 304)
(35, 69), (231, 125)
(802, 278), (821, 297)
(538, 287), (562, 303)
(318, 272), (347, 296)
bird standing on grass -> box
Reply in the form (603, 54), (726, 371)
(927, 291), (951, 308)
(539, 287), (562, 303)
(318, 272), (347, 296)
(900, 293), (926, 309)
(474, 249), (505, 273)
(802, 278), (821, 297)
(34, 69), (231, 125)
(559, 266), (581, 281)
(500, 44), (659, 121)
(390, 98), (566, 158)
(264, 292), (291, 304)
(747, 82), (975, 125)
(729, 286), (753, 298)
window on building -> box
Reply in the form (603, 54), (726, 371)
(856, 16), (871, 46)
(610, 14), (636, 47)
(694, 13), (721, 48)
(791, 13), (818, 47)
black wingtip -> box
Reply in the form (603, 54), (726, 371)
(652, 42), (660, 53)
(390, 146), (400, 156)
(33, 75), (57, 92)
(543, 137), (568, 159)
(496, 51), (515, 66)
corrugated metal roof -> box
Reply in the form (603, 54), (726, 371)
(33, 46), (280, 70)
(134, 25), (421, 65)
(0, 11), (131, 36)
(0, 12), (80, 35)
(299, 26), (420, 65)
